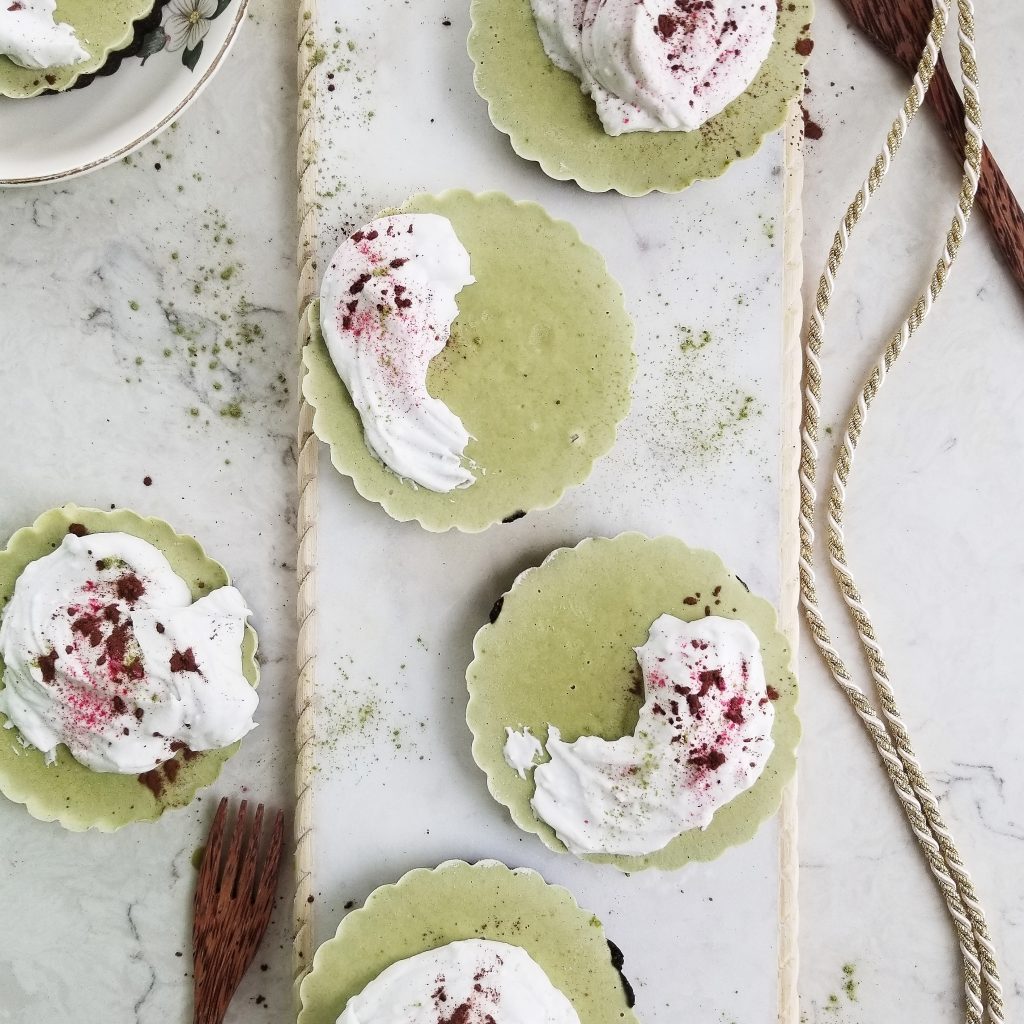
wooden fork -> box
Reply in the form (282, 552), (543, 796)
(192, 797), (285, 1024)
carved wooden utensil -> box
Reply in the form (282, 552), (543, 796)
(838, 0), (1024, 295)
(193, 798), (285, 1024)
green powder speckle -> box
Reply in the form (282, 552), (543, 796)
(634, 324), (764, 475)
(191, 846), (205, 871)
(220, 402), (243, 419)
(314, 655), (426, 776)
(841, 963), (858, 1001)
(128, 300), (140, 311)
(678, 325), (713, 353)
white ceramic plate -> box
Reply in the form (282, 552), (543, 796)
(0, 0), (247, 187)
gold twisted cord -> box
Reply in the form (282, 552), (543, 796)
(799, 0), (1003, 1020)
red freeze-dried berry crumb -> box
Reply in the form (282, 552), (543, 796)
(116, 573), (146, 603)
(766, 685), (780, 701)
(37, 650), (58, 682)
(67, 523), (89, 537)
(439, 1004), (474, 1024)
(697, 668), (725, 692)
(169, 648), (199, 674)
(689, 748), (727, 770)
(72, 612), (104, 647)
(723, 695), (746, 724)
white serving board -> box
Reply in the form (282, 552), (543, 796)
(296, 2), (802, 1020)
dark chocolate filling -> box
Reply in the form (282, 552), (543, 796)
(607, 940), (636, 1008)
(37, 1), (173, 95)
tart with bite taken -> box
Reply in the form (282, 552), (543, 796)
(467, 533), (799, 871)
(303, 190), (636, 532)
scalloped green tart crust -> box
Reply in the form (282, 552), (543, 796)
(468, 0), (814, 195)
(302, 189), (636, 533)
(298, 860), (639, 1024)
(0, 0), (157, 98)
(0, 504), (259, 832)
(466, 533), (799, 871)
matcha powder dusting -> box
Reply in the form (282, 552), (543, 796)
(635, 323), (764, 477)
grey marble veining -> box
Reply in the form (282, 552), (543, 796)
(799, 4), (1024, 1021)
(0, 2), (297, 1021)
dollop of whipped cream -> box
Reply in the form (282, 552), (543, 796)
(0, 0), (88, 70)
(320, 213), (476, 492)
(504, 725), (544, 779)
(336, 939), (581, 1024)
(505, 614), (775, 856)
(0, 531), (258, 774)
(531, 0), (777, 134)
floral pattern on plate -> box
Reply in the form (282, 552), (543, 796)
(137, 0), (234, 71)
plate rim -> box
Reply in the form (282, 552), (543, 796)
(0, 0), (249, 188)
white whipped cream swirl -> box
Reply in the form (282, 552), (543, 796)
(337, 939), (580, 1024)
(0, 0), (88, 70)
(320, 213), (476, 493)
(505, 614), (775, 856)
(0, 532), (257, 774)
(531, 0), (777, 135)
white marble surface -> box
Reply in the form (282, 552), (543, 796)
(799, 4), (1024, 1021)
(0, 2), (1022, 1024)
(0, 3), (297, 1021)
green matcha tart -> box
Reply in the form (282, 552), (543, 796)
(303, 190), (636, 532)
(467, 533), (799, 871)
(298, 860), (638, 1024)
(0, 504), (258, 832)
(0, 0), (156, 99)
(468, 0), (813, 195)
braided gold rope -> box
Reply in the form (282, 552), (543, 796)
(799, 0), (1003, 1020)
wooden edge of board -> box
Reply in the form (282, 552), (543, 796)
(777, 101), (805, 1024)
